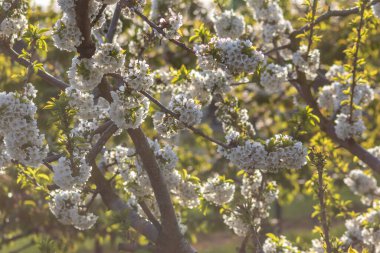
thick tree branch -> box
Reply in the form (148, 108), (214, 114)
(86, 123), (159, 242)
(290, 80), (380, 172)
(138, 201), (162, 230)
(75, 0), (96, 58)
(127, 127), (196, 253)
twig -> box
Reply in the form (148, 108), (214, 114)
(0, 43), (69, 89)
(306, 0), (319, 55)
(91, 4), (107, 27)
(264, 44), (290, 55)
(311, 150), (332, 253)
(132, 9), (195, 54)
(291, 0), (380, 37)
(349, 0), (368, 123)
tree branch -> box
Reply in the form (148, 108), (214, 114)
(290, 79), (380, 172)
(85, 123), (159, 242)
(130, 7), (195, 54)
(138, 201), (162, 231)
(127, 127), (196, 253)
(75, 0), (96, 58)
(105, 1), (122, 43)
(291, 0), (380, 37)
(0, 43), (69, 90)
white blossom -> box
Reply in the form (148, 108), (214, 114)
(169, 93), (203, 126)
(109, 86), (150, 129)
(219, 133), (307, 172)
(49, 189), (98, 230)
(52, 157), (92, 190)
(213, 10), (245, 39)
(292, 45), (320, 81)
(344, 169), (379, 205)
(0, 90), (47, 167)
(260, 63), (288, 93)
(195, 37), (266, 74)
(159, 8), (183, 39)
(94, 43), (125, 74)
(334, 113), (366, 141)
(372, 3), (380, 18)
(68, 57), (103, 92)
(124, 59), (154, 91)
(202, 174), (235, 205)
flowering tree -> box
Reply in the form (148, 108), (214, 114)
(1, 0), (380, 252)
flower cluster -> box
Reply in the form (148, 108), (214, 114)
(223, 171), (278, 237)
(341, 201), (380, 252)
(67, 42), (126, 92)
(109, 85), (150, 129)
(153, 93), (202, 137)
(176, 178), (201, 208)
(334, 113), (366, 141)
(317, 70), (374, 140)
(219, 133), (307, 173)
(123, 59), (154, 91)
(68, 57), (104, 92)
(215, 98), (255, 138)
(52, 157), (92, 190)
(49, 189), (98, 230)
(325, 64), (346, 81)
(0, 139), (11, 173)
(66, 88), (110, 120)
(122, 0), (146, 18)
(0, 0), (28, 40)
(105, 141), (200, 209)
(213, 10), (245, 39)
(344, 169), (379, 205)
(189, 69), (231, 105)
(262, 235), (299, 253)
(169, 94), (202, 126)
(195, 37), (266, 74)
(247, 0), (292, 47)
(292, 45), (320, 80)
(318, 82), (373, 116)
(53, 0), (105, 51)
(372, 3), (380, 18)
(0, 89), (47, 167)
(202, 174), (235, 205)
(159, 9), (183, 39)
(260, 63), (288, 93)
(93, 43), (125, 74)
